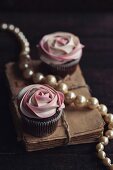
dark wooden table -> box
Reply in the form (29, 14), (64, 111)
(0, 12), (113, 170)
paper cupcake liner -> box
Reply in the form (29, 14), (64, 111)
(21, 110), (62, 137)
(41, 58), (80, 76)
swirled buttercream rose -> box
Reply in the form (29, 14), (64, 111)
(39, 32), (84, 65)
(17, 84), (65, 119)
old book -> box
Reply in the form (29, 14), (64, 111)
(5, 61), (104, 151)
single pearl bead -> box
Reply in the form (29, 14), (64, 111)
(65, 91), (76, 104)
(109, 164), (113, 170)
(45, 75), (57, 87)
(87, 97), (99, 109)
(74, 95), (87, 108)
(18, 32), (25, 38)
(32, 73), (44, 83)
(97, 151), (106, 159)
(1, 23), (8, 29)
(19, 61), (29, 70)
(108, 122), (113, 130)
(19, 53), (30, 61)
(14, 27), (20, 33)
(23, 69), (34, 80)
(105, 130), (113, 139)
(103, 157), (111, 166)
(8, 24), (14, 31)
(24, 41), (29, 47)
(96, 143), (104, 151)
(99, 136), (109, 145)
(104, 113), (113, 123)
(98, 104), (108, 116)
(24, 47), (30, 53)
(57, 83), (68, 94)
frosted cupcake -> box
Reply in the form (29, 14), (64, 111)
(17, 84), (65, 137)
(38, 32), (84, 75)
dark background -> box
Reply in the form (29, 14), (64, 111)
(0, 0), (113, 12)
(0, 0), (113, 170)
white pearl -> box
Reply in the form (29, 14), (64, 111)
(99, 136), (109, 145)
(8, 24), (14, 31)
(65, 91), (76, 104)
(14, 27), (20, 33)
(104, 113), (113, 123)
(105, 130), (113, 139)
(19, 53), (30, 61)
(57, 83), (68, 94)
(97, 151), (106, 159)
(24, 47), (30, 53)
(23, 69), (34, 80)
(24, 41), (29, 47)
(98, 104), (108, 116)
(87, 97), (99, 109)
(96, 143), (104, 151)
(18, 31), (24, 37)
(1, 23), (8, 29)
(32, 73), (44, 83)
(103, 157), (111, 166)
(19, 61), (29, 70)
(74, 95), (87, 108)
(45, 75), (57, 87)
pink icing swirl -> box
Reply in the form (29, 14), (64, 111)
(38, 32), (84, 65)
(17, 84), (65, 119)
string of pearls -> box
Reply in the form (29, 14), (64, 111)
(1, 23), (113, 169)
(0, 23), (60, 84)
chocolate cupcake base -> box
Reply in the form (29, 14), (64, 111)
(21, 110), (62, 137)
(41, 58), (80, 77)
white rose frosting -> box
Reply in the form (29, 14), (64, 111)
(38, 32), (84, 65)
(17, 84), (65, 119)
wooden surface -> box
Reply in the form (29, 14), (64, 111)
(0, 12), (113, 169)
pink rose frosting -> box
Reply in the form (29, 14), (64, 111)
(17, 84), (65, 119)
(38, 32), (84, 65)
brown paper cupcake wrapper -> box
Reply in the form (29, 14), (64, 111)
(21, 110), (63, 137)
(41, 58), (81, 76)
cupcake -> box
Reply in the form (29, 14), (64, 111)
(38, 32), (84, 75)
(17, 84), (65, 137)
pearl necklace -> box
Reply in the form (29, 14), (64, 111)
(1, 23), (113, 170)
